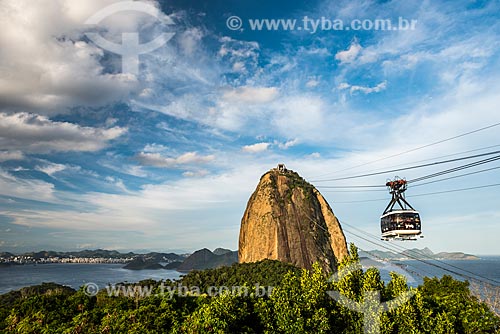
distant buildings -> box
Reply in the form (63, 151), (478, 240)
(0, 255), (133, 265)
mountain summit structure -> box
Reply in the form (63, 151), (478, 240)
(238, 164), (348, 273)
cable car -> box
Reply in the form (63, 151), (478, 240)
(381, 177), (423, 241)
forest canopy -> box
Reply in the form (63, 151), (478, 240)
(1, 245), (498, 334)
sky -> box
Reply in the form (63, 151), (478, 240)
(0, 0), (499, 254)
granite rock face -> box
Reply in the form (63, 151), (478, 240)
(238, 166), (348, 273)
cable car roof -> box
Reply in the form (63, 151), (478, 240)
(380, 210), (419, 219)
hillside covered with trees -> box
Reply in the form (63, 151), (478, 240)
(1, 245), (498, 333)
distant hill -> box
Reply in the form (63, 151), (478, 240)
(400, 247), (435, 259)
(434, 252), (479, 260)
(359, 248), (479, 261)
(0, 248), (239, 272)
(164, 261), (183, 270)
(121, 248), (237, 271)
(0, 252), (14, 258)
(213, 248), (233, 256)
(177, 248), (238, 272)
(123, 258), (165, 270)
(121, 252), (188, 270)
(358, 250), (397, 260)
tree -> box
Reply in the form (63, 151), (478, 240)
(180, 292), (258, 333)
(259, 263), (331, 334)
(420, 275), (500, 334)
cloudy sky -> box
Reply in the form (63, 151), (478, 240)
(0, 0), (499, 254)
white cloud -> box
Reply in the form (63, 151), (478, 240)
(335, 40), (362, 64)
(0, 151), (24, 162)
(35, 162), (67, 176)
(271, 95), (328, 142)
(11, 167), (29, 172)
(222, 86), (278, 103)
(0, 0), (148, 113)
(306, 77), (321, 88)
(306, 80), (319, 88)
(1, 161), (270, 238)
(322, 0), (376, 21)
(0, 112), (126, 153)
(178, 27), (204, 56)
(218, 36), (260, 80)
(232, 62), (246, 73)
(0, 168), (55, 202)
(298, 47), (331, 56)
(242, 142), (270, 153)
(277, 139), (299, 150)
(138, 91), (259, 132)
(99, 152), (149, 178)
(153, 86), (281, 132)
(183, 169), (209, 177)
(218, 37), (259, 59)
(308, 152), (321, 159)
(5, 208), (154, 231)
(145, 91), (336, 144)
(104, 176), (130, 193)
(143, 143), (168, 153)
(338, 81), (387, 94)
(136, 151), (215, 168)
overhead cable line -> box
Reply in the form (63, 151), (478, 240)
(411, 165), (500, 188)
(316, 159), (500, 191)
(310, 121), (500, 179)
(315, 189), (387, 193)
(311, 150), (500, 182)
(325, 183), (500, 203)
(318, 165), (500, 192)
(407, 155), (500, 183)
(318, 185), (386, 189)
(410, 183), (500, 197)
(360, 144), (500, 174)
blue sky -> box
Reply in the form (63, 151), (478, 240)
(0, 0), (499, 254)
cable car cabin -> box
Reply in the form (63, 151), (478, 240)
(381, 178), (423, 241)
(381, 210), (421, 241)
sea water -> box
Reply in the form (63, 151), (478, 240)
(0, 263), (182, 294)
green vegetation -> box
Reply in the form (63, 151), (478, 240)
(181, 259), (301, 291)
(1, 246), (498, 333)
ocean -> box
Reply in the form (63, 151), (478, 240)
(0, 263), (181, 295)
(368, 256), (500, 287)
(1, 257), (499, 295)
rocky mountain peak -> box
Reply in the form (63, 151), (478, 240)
(238, 165), (348, 273)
